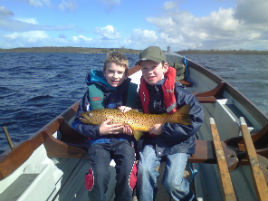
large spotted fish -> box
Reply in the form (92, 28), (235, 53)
(79, 105), (191, 140)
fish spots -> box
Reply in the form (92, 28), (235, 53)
(80, 105), (191, 132)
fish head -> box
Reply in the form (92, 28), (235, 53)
(79, 109), (110, 125)
(79, 111), (96, 124)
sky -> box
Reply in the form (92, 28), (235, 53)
(0, 0), (267, 50)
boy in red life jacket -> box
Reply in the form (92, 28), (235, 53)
(136, 46), (203, 201)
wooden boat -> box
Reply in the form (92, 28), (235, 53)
(0, 52), (267, 201)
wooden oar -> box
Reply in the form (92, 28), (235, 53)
(2, 126), (15, 150)
(210, 118), (237, 201)
(240, 117), (268, 201)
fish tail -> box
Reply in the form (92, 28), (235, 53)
(169, 104), (192, 125)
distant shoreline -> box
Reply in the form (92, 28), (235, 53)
(0, 47), (141, 54)
(0, 47), (267, 55)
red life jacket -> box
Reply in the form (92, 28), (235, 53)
(139, 67), (177, 114)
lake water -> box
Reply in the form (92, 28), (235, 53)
(0, 52), (267, 154)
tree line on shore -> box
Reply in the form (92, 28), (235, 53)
(0, 47), (267, 55)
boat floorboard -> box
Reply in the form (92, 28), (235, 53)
(52, 158), (89, 201)
(0, 174), (38, 201)
(52, 158), (118, 201)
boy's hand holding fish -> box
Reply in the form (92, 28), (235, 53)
(99, 106), (134, 136)
(119, 106), (162, 136)
(148, 124), (162, 135)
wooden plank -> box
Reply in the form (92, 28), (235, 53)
(240, 117), (268, 201)
(194, 82), (225, 97)
(44, 132), (87, 158)
(196, 96), (216, 103)
(189, 140), (239, 170)
(179, 80), (192, 87)
(127, 65), (141, 76)
(225, 125), (268, 160)
(210, 118), (237, 201)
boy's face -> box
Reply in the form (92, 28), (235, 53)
(140, 60), (168, 85)
(104, 62), (126, 87)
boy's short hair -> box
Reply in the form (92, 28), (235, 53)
(104, 52), (129, 73)
(138, 46), (166, 64)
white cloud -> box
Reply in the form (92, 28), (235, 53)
(72, 35), (92, 43)
(131, 29), (158, 41)
(5, 31), (48, 43)
(163, 1), (178, 10)
(95, 25), (121, 40)
(0, 6), (75, 33)
(208, 8), (239, 31)
(147, 16), (175, 30)
(234, 0), (268, 24)
(0, 6), (39, 32)
(23, 0), (78, 11)
(128, 29), (158, 49)
(0, 18), (34, 32)
(0, 6), (13, 16)
(248, 32), (261, 40)
(59, 0), (77, 11)
(15, 17), (38, 24)
(160, 32), (183, 44)
(98, 0), (121, 11)
(24, 0), (50, 7)
(98, 0), (120, 7)
(144, 1), (268, 50)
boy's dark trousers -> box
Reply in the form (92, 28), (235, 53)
(86, 139), (136, 201)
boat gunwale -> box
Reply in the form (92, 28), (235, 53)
(188, 58), (268, 125)
(0, 102), (79, 180)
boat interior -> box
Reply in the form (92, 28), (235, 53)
(0, 54), (267, 201)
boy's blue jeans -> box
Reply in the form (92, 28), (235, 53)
(86, 140), (136, 201)
(137, 145), (194, 201)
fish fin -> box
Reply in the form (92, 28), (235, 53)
(123, 124), (142, 141)
(79, 113), (94, 124)
(171, 104), (192, 125)
(127, 124), (144, 141)
(134, 131), (144, 141)
(79, 116), (90, 124)
(79, 113), (87, 123)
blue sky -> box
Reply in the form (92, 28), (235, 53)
(0, 0), (267, 50)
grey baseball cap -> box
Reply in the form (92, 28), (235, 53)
(138, 46), (166, 63)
